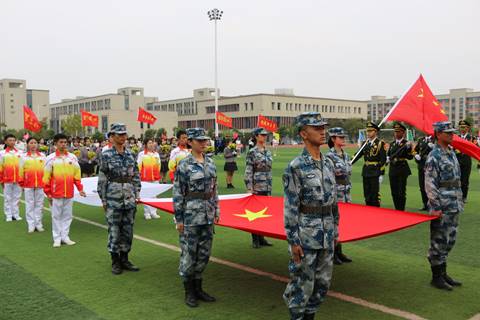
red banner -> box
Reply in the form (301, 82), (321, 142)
(137, 107), (157, 125)
(258, 114), (277, 132)
(216, 111), (232, 128)
(23, 105), (42, 133)
(141, 194), (436, 243)
(81, 110), (99, 127)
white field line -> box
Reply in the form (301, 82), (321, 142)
(3, 194), (426, 320)
(469, 314), (480, 320)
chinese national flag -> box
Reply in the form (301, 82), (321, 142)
(257, 114), (278, 132)
(23, 106), (42, 133)
(81, 110), (99, 127)
(386, 75), (480, 160)
(216, 111), (232, 128)
(137, 107), (157, 125)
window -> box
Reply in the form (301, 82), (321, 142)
(124, 96), (129, 110)
(105, 99), (111, 110)
(91, 101), (97, 111)
(251, 102), (254, 111)
(206, 103), (240, 114)
(68, 105), (73, 113)
(272, 102), (275, 110)
(101, 116), (108, 133)
(85, 101), (91, 111)
(97, 100), (104, 111)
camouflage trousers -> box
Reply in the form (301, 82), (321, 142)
(105, 208), (136, 254)
(428, 211), (459, 267)
(179, 224), (214, 280)
(283, 247), (334, 319)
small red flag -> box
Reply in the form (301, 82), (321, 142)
(23, 106), (42, 133)
(216, 111), (232, 128)
(81, 110), (99, 127)
(137, 107), (157, 125)
(258, 114), (277, 132)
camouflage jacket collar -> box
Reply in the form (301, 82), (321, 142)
(301, 147), (324, 166)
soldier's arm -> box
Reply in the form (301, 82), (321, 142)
(173, 162), (186, 224)
(283, 164), (301, 246)
(97, 153), (108, 206)
(424, 156), (441, 212)
(213, 167), (220, 220)
(379, 141), (387, 175)
(244, 151), (254, 191)
(132, 157), (141, 198)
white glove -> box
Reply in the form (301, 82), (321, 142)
(415, 154), (421, 161)
(386, 156), (390, 164)
(379, 175), (384, 184)
(428, 142), (434, 149)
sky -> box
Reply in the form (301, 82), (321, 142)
(1, 0), (479, 103)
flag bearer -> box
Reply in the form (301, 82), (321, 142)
(0, 134), (23, 222)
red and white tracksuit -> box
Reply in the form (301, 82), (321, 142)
(43, 151), (84, 243)
(19, 152), (47, 230)
(0, 147), (23, 220)
(137, 150), (161, 218)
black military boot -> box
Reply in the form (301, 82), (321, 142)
(111, 253), (123, 275)
(442, 263), (462, 286)
(252, 234), (261, 249)
(337, 243), (353, 263)
(183, 279), (198, 307)
(120, 252), (140, 272)
(194, 279), (216, 302)
(259, 236), (273, 247)
(430, 265), (453, 290)
(304, 313), (315, 320)
(333, 245), (343, 265)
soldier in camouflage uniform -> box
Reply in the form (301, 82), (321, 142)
(283, 112), (337, 320)
(455, 120), (477, 202)
(173, 128), (219, 308)
(98, 123), (141, 275)
(326, 127), (353, 265)
(413, 134), (434, 210)
(244, 127), (273, 248)
(425, 121), (463, 291)
(352, 122), (387, 207)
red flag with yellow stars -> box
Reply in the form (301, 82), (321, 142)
(140, 194), (436, 243)
(81, 110), (99, 127)
(23, 105), (42, 132)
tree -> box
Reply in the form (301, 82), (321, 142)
(144, 129), (157, 141)
(155, 128), (166, 139)
(92, 131), (105, 142)
(61, 115), (83, 137)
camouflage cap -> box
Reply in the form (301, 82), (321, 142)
(252, 127), (269, 136)
(295, 112), (328, 128)
(328, 127), (346, 137)
(458, 120), (471, 127)
(393, 122), (407, 132)
(109, 123), (127, 135)
(186, 128), (209, 140)
(433, 121), (456, 133)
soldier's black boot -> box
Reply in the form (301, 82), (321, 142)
(120, 252), (140, 272)
(443, 263), (462, 286)
(252, 234), (261, 249)
(430, 265), (453, 290)
(259, 236), (273, 247)
(194, 279), (216, 302)
(111, 253), (123, 275)
(183, 279), (198, 307)
(337, 243), (353, 263)
(333, 245), (343, 265)
(304, 313), (315, 320)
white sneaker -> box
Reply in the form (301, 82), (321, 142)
(28, 228), (35, 233)
(144, 215), (152, 220)
(150, 213), (160, 219)
(14, 216), (22, 221)
(53, 241), (61, 248)
(62, 239), (76, 246)
(6, 217), (12, 222)
(36, 226), (45, 232)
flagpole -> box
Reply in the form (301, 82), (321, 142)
(351, 76), (420, 164)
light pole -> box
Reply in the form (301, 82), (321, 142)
(208, 8), (223, 138)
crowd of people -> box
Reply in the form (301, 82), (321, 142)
(1, 114), (478, 320)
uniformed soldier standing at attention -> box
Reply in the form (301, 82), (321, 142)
(244, 127), (273, 248)
(455, 120), (477, 202)
(283, 112), (337, 320)
(425, 121), (463, 291)
(173, 128), (219, 308)
(352, 122), (387, 207)
(325, 127), (353, 265)
(386, 123), (414, 211)
(98, 123), (141, 275)
(413, 134), (434, 211)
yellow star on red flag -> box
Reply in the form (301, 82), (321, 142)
(234, 207), (271, 222)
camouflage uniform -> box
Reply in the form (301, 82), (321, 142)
(425, 121), (463, 290)
(283, 113), (336, 320)
(173, 128), (219, 307)
(413, 135), (434, 209)
(97, 123), (141, 274)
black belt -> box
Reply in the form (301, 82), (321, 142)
(186, 192), (214, 200)
(335, 177), (349, 185)
(439, 180), (461, 188)
(300, 204), (333, 216)
(109, 177), (133, 183)
(255, 168), (271, 172)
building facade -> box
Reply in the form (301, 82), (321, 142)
(0, 79), (50, 130)
(49, 87), (178, 138)
(148, 88), (368, 132)
(368, 88), (480, 127)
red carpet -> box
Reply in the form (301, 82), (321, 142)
(141, 194), (436, 243)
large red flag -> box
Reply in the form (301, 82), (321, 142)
(258, 114), (278, 132)
(216, 111), (232, 128)
(137, 107), (157, 125)
(81, 110), (99, 127)
(140, 194), (436, 243)
(386, 75), (480, 160)
(23, 106), (42, 133)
